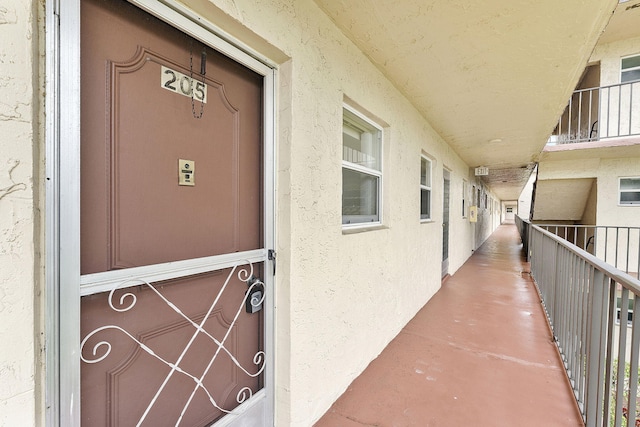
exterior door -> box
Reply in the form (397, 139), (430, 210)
(442, 170), (450, 278)
(79, 0), (269, 425)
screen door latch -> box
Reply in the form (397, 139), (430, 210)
(245, 275), (264, 314)
(268, 249), (276, 275)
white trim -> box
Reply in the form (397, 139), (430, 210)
(130, 0), (274, 75)
(52, 0), (277, 425)
(261, 67), (277, 426)
(45, 0), (61, 424)
(621, 53), (640, 83)
(211, 390), (267, 427)
(341, 104), (384, 228)
(58, 0), (82, 425)
(341, 160), (383, 178)
(80, 249), (267, 296)
(618, 176), (640, 206)
(420, 155), (432, 221)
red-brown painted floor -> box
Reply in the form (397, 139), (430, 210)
(314, 224), (584, 427)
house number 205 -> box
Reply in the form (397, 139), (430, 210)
(161, 66), (207, 103)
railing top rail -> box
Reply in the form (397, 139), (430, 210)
(531, 223), (640, 294)
(535, 224), (640, 231)
(571, 79), (640, 94)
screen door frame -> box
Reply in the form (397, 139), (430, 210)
(45, 0), (277, 424)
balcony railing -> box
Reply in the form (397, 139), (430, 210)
(517, 217), (640, 427)
(538, 225), (640, 277)
(548, 81), (640, 145)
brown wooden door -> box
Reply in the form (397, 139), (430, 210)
(79, 0), (265, 425)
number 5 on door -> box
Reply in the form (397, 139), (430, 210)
(161, 65), (207, 103)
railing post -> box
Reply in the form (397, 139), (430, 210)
(627, 296), (640, 426)
(586, 269), (608, 426)
(597, 86), (602, 140)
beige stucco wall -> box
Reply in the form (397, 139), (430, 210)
(597, 158), (640, 273)
(591, 35), (640, 86)
(580, 181), (598, 225)
(538, 157), (640, 272)
(0, 0), (494, 426)
(184, 1), (485, 424)
(0, 1), (41, 426)
(597, 157), (640, 227)
(589, 36), (640, 137)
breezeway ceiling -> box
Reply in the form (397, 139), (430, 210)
(314, 0), (618, 201)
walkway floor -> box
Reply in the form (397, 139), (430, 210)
(314, 224), (584, 427)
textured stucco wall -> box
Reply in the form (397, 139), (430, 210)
(538, 156), (640, 228)
(0, 1), (39, 426)
(188, 1), (482, 424)
(580, 181), (598, 225)
(596, 158), (640, 272)
(537, 151), (640, 255)
(597, 158), (640, 227)
(591, 35), (640, 86)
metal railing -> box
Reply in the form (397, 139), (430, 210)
(522, 219), (640, 427)
(538, 225), (640, 278)
(515, 215), (529, 255)
(548, 81), (640, 145)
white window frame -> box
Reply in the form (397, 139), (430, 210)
(342, 105), (383, 228)
(619, 177), (640, 205)
(621, 54), (640, 83)
(420, 155), (432, 221)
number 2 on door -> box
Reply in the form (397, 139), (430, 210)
(161, 66), (207, 103)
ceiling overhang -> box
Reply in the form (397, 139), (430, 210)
(314, 0), (619, 200)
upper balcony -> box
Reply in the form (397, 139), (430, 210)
(548, 80), (640, 146)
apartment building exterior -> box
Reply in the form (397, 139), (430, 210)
(529, 0), (640, 276)
(0, 0), (617, 426)
(522, 1), (640, 385)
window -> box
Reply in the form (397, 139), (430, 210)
(619, 177), (640, 205)
(621, 54), (640, 83)
(616, 297), (634, 326)
(342, 107), (382, 225)
(462, 180), (468, 217)
(420, 155), (432, 220)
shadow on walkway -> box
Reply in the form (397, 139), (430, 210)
(315, 224), (583, 427)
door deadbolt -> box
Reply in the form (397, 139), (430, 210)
(178, 159), (195, 186)
(245, 275), (264, 314)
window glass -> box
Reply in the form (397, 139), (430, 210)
(620, 177), (640, 190)
(343, 123), (380, 171)
(342, 169), (379, 223)
(622, 55), (640, 70)
(420, 156), (432, 220)
(619, 177), (640, 205)
(622, 55), (640, 83)
(342, 107), (382, 225)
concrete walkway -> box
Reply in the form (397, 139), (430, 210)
(315, 224), (583, 427)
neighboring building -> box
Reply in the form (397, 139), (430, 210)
(0, 0), (617, 426)
(528, 0), (640, 276)
(524, 1), (640, 365)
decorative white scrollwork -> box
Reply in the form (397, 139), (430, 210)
(81, 262), (266, 426)
(236, 387), (253, 404)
